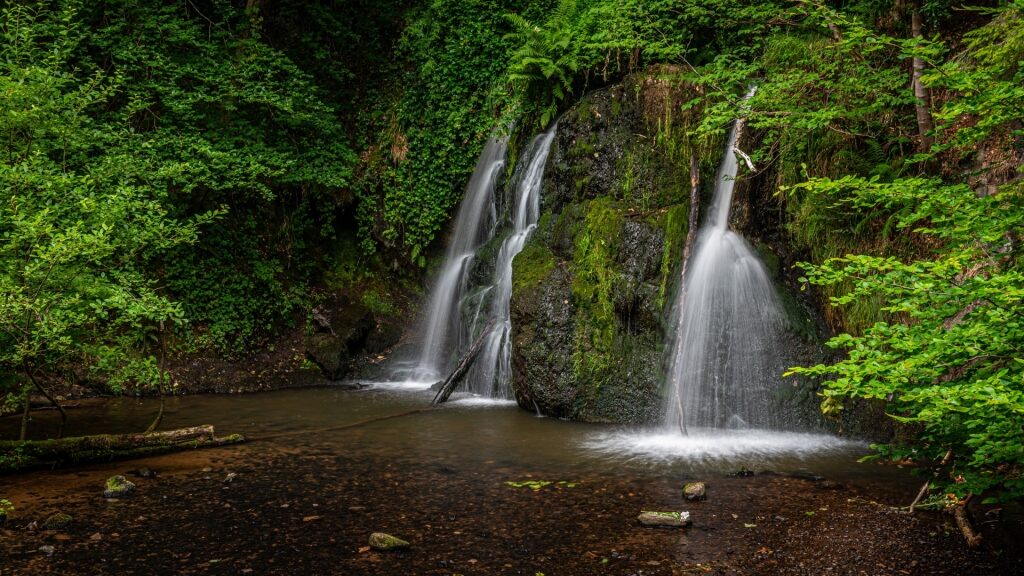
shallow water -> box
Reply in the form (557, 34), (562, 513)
(2, 385), (914, 494)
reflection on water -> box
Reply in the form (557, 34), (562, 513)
(1, 386), (912, 491)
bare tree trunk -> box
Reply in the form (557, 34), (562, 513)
(24, 362), (67, 439)
(911, 7), (935, 152)
(953, 496), (983, 548)
(19, 390), (30, 442)
(146, 321), (168, 433)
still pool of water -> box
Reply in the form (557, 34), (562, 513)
(2, 384), (916, 495)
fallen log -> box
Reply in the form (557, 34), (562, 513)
(0, 425), (245, 474)
(432, 322), (495, 405)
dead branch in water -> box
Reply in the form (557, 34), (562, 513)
(432, 322), (495, 405)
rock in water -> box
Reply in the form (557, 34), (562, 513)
(638, 511), (691, 528)
(133, 467), (157, 478)
(684, 482), (706, 501)
(368, 532), (410, 550)
(41, 512), (72, 530)
(103, 475), (136, 498)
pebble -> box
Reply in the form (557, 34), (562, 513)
(637, 511), (691, 527)
(368, 532), (410, 550)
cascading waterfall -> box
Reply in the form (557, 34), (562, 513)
(404, 127), (556, 398)
(465, 127), (556, 398)
(663, 112), (787, 432)
(411, 138), (507, 382)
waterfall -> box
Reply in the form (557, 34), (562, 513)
(411, 137), (507, 382)
(663, 110), (786, 432)
(465, 127), (556, 398)
(406, 127), (556, 398)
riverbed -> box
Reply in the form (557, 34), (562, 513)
(1, 386), (1020, 575)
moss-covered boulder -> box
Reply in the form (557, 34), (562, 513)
(41, 512), (72, 530)
(103, 475), (136, 498)
(510, 69), (722, 423)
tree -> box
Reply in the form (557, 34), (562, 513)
(0, 3), (215, 438)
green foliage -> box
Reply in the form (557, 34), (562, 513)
(0, 2), (215, 396)
(787, 175), (1024, 500)
(356, 0), (521, 265)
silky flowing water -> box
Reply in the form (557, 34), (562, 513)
(399, 129), (556, 398)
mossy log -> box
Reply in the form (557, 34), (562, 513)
(0, 425), (245, 474)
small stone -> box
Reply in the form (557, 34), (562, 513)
(89, 532), (102, 541)
(368, 532), (410, 550)
(817, 480), (844, 490)
(224, 472), (238, 483)
(683, 482), (706, 501)
(638, 511), (691, 527)
(103, 475), (136, 498)
(38, 545), (55, 556)
(41, 512), (72, 531)
(302, 515), (321, 522)
(201, 467), (213, 473)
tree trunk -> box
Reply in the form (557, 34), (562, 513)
(911, 7), (935, 152)
(25, 363), (67, 439)
(0, 425), (244, 474)
(19, 391), (30, 442)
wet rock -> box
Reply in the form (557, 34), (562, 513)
(41, 513), (72, 531)
(729, 468), (755, 478)
(683, 482), (706, 501)
(817, 480), (844, 490)
(509, 71), (708, 425)
(304, 304), (376, 381)
(38, 545), (55, 556)
(638, 511), (690, 528)
(103, 475), (136, 498)
(368, 532), (410, 550)
(224, 472), (238, 483)
(133, 467), (157, 478)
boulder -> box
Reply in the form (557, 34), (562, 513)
(103, 475), (136, 498)
(638, 510), (691, 528)
(368, 532), (410, 550)
(304, 305), (376, 381)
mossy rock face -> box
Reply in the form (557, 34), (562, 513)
(510, 70), (718, 424)
(41, 512), (72, 530)
(103, 475), (136, 498)
(368, 532), (409, 550)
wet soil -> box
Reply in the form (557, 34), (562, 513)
(2, 429), (1022, 575)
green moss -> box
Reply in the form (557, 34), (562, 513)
(654, 204), (690, 310)
(512, 241), (556, 293)
(570, 197), (625, 382)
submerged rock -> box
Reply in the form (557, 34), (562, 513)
(38, 545), (55, 556)
(41, 512), (72, 531)
(683, 482), (706, 501)
(368, 532), (410, 550)
(133, 467), (157, 478)
(638, 510), (691, 528)
(103, 475), (136, 498)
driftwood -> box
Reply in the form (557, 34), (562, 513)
(0, 425), (244, 474)
(432, 322), (495, 405)
(953, 498), (983, 548)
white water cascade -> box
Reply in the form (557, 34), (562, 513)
(410, 137), (508, 383)
(403, 127), (556, 398)
(663, 114), (787, 432)
(465, 127), (556, 398)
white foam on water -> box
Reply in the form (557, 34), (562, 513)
(446, 395), (519, 408)
(361, 379), (437, 391)
(583, 428), (864, 464)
